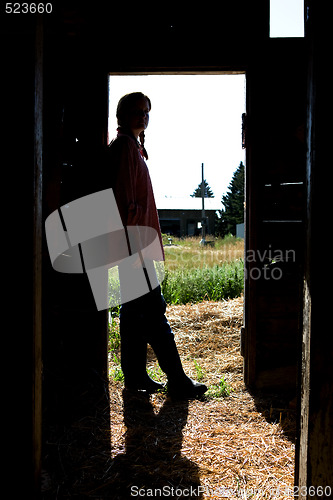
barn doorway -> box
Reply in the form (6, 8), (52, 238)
(107, 71), (247, 371)
(107, 71), (247, 353)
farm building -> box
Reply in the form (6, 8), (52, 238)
(4, 0), (332, 496)
(156, 197), (221, 237)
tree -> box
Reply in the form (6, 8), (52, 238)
(191, 179), (215, 198)
(217, 162), (245, 236)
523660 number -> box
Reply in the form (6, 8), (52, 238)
(5, 3), (53, 13)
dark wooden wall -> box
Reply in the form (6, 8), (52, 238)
(42, 10), (110, 419)
(296, 0), (333, 493)
(2, 10), (43, 495)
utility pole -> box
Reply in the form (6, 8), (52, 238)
(200, 162), (206, 245)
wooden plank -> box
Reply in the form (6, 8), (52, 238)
(256, 365), (297, 390)
(32, 15), (43, 497)
(261, 183), (305, 220)
(296, 0), (333, 492)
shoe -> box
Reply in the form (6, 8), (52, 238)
(125, 375), (165, 394)
(167, 377), (208, 400)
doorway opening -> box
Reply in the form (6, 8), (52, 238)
(107, 73), (297, 492)
(107, 71), (246, 313)
(107, 71), (246, 330)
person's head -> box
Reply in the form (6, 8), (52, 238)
(116, 92), (151, 139)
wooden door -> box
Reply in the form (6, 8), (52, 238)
(243, 38), (307, 392)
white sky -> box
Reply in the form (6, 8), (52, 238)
(108, 74), (246, 204)
(270, 0), (304, 38)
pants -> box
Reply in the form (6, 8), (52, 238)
(119, 286), (185, 386)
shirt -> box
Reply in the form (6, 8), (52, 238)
(108, 130), (164, 259)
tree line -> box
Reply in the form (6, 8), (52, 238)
(191, 161), (244, 237)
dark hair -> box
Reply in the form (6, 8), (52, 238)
(116, 92), (151, 160)
(116, 92), (151, 126)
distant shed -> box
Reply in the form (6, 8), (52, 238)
(156, 197), (221, 237)
(236, 223), (245, 238)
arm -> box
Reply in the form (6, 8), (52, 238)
(110, 136), (144, 227)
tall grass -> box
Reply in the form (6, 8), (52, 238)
(161, 235), (244, 305)
(161, 260), (244, 305)
(108, 235), (244, 309)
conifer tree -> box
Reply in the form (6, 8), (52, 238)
(191, 179), (214, 198)
(217, 162), (245, 236)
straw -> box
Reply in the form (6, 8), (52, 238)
(42, 296), (296, 499)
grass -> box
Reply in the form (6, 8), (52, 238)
(161, 261), (244, 305)
(107, 234), (244, 308)
(162, 233), (244, 271)
(193, 359), (205, 381)
(206, 376), (234, 398)
(161, 234), (244, 305)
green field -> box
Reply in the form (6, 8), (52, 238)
(161, 234), (244, 305)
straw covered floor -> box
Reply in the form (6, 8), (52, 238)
(108, 296), (296, 499)
(42, 296), (296, 499)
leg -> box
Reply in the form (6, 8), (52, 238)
(145, 289), (208, 399)
(119, 292), (164, 393)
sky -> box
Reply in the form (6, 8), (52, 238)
(108, 74), (246, 204)
(270, 0), (304, 38)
